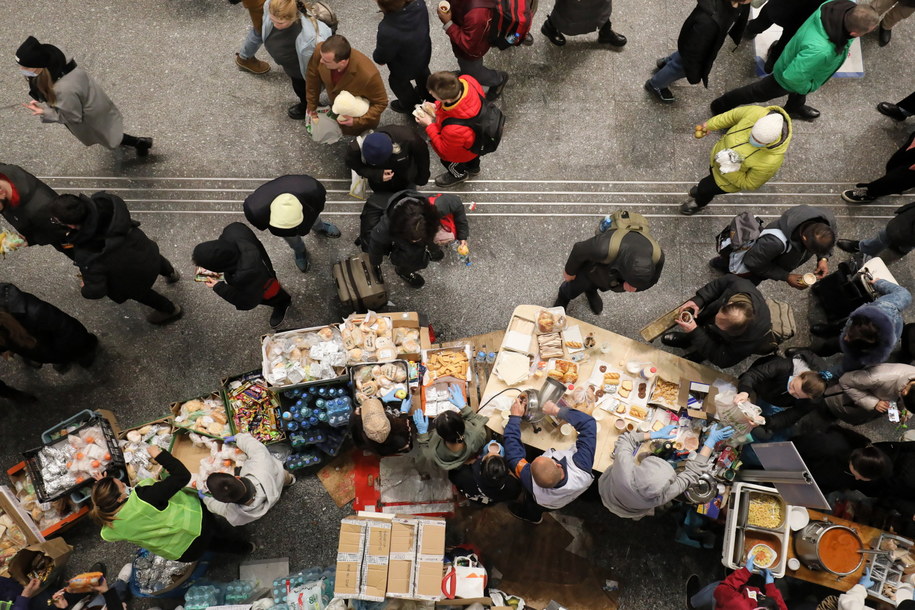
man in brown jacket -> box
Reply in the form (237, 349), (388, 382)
(306, 35), (388, 136)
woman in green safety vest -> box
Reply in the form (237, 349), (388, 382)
(89, 444), (252, 561)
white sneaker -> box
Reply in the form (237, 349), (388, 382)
(116, 562), (133, 583)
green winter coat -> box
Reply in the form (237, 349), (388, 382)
(707, 105), (792, 193)
(773, 2), (851, 94)
(418, 406), (490, 471)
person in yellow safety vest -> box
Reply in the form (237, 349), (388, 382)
(89, 444), (253, 561)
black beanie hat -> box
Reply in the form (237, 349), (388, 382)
(16, 36), (51, 68)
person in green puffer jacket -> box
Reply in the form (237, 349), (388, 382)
(90, 444), (253, 562)
(710, 1), (879, 122)
(681, 105), (792, 215)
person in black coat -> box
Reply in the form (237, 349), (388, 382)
(735, 350), (828, 441)
(554, 227), (665, 315)
(346, 128), (431, 249)
(857, 441), (915, 534)
(744, 0), (826, 72)
(838, 200), (915, 261)
(49, 193), (182, 325)
(644, 0), (750, 104)
(242, 175), (337, 274)
(192, 223), (291, 329)
(0, 282), (97, 373)
(841, 131), (915, 204)
(662, 274), (772, 368)
(373, 0), (433, 112)
(367, 190), (469, 288)
(0, 163), (70, 254)
(449, 441), (522, 505)
(792, 426), (892, 496)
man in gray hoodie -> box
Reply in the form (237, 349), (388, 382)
(599, 424), (732, 520)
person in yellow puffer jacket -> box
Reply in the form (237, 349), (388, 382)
(681, 105), (792, 215)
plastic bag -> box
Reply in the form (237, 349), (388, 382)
(307, 108), (342, 145)
(712, 381), (765, 445)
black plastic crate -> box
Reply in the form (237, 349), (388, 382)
(25, 415), (126, 502)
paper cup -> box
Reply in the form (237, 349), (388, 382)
(614, 418), (626, 431)
(803, 272), (817, 286)
(638, 421), (650, 432)
(626, 422), (636, 432)
(560, 423), (574, 436)
(438, 0), (450, 10)
(787, 558), (800, 571)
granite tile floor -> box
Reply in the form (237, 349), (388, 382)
(0, 0), (913, 608)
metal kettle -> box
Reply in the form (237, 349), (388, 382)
(682, 472), (719, 505)
(520, 377), (566, 430)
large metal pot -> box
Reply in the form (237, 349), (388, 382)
(795, 521), (864, 575)
(521, 377), (566, 425)
(682, 472), (719, 505)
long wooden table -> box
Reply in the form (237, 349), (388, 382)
(477, 305), (737, 472)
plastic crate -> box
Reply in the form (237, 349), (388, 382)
(41, 409), (97, 444)
(315, 427), (348, 458)
(222, 370), (285, 445)
(25, 414), (126, 502)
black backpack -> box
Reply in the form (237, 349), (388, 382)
(441, 92), (505, 156)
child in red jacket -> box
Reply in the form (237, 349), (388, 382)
(687, 554), (787, 609)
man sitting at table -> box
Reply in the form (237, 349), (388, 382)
(661, 274), (773, 368)
(504, 396), (596, 524)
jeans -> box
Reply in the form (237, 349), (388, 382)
(456, 56), (503, 88)
(441, 157), (481, 178)
(693, 171), (726, 207)
(712, 74), (807, 115)
(282, 216), (333, 254)
(239, 26), (263, 60)
(649, 51), (686, 90)
(690, 581), (719, 610)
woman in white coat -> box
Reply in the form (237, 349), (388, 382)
(16, 36), (152, 157)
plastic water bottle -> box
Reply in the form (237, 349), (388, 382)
(505, 32), (520, 45)
(599, 215), (613, 233)
(282, 411), (294, 421)
(455, 242), (471, 266)
(315, 398), (326, 409)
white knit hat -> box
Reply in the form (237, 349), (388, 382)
(332, 91), (370, 118)
(268, 193), (304, 229)
(751, 113), (785, 145)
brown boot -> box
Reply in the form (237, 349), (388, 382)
(235, 53), (270, 75)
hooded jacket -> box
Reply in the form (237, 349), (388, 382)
(840, 280), (912, 373)
(563, 230), (665, 292)
(742, 205), (837, 282)
(707, 106), (792, 194)
(773, 0), (856, 95)
(425, 76), (484, 164)
(839, 363), (915, 412)
(65, 192), (162, 303)
(417, 405), (490, 471)
(0, 164), (66, 246)
(193, 223), (277, 311)
(0, 282), (94, 364)
(689, 274), (773, 368)
(345, 125), (431, 193)
(373, 0), (432, 76)
(445, 0), (494, 60)
(598, 431), (711, 520)
(202, 433), (288, 526)
(887, 202), (915, 252)
(367, 190), (469, 269)
(677, 0), (749, 88)
(714, 568), (788, 609)
(243, 175), (325, 238)
(838, 583), (915, 610)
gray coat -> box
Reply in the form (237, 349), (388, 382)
(38, 63), (123, 149)
(743, 204), (837, 282)
(598, 431), (711, 520)
(550, 0), (613, 35)
(840, 363), (915, 412)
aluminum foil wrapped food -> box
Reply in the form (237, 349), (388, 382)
(133, 551), (193, 595)
(120, 423), (174, 483)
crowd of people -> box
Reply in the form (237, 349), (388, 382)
(1, 0), (915, 607)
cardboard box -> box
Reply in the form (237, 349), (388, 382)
(0, 485), (44, 557)
(170, 391), (232, 439)
(334, 517), (368, 599)
(387, 518), (418, 599)
(391, 311), (422, 361)
(8, 537), (73, 591)
(361, 518), (392, 601)
(5, 466), (87, 538)
(414, 517), (446, 600)
(168, 431), (221, 489)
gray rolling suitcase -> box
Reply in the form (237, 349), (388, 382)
(333, 253), (388, 312)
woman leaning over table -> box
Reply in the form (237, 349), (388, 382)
(90, 444), (252, 561)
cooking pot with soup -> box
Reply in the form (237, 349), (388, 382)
(794, 521), (864, 575)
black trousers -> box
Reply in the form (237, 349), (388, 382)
(746, 7), (802, 69)
(290, 76), (307, 106)
(694, 170), (727, 207)
(440, 156), (481, 178)
(864, 131), (915, 198)
(712, 74), (807, 115)
(178, 507), (250, 562)
(262, 286), (292, 309)
(515, 491), (548, 522)
(559, 274), (601, 301)
(388, 67), (432, 108)
(899, 91), (915, 114)
(129, 256), (177, 313)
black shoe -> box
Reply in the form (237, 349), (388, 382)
(811, 323), (840, 338)
(680, 199), (700, 216)
(783, 347), (809, 359)
(644, 80), (675, 103)
(661, 332), (692, 348)
(653, 56), (669, 73)
(486, 72), (509, 101)
(427, 246), (444, 262)
(390, 99), (412, 114)
(685, 574), (701, 610)
(52, 362), (72, 374)
(270, 302), (289, 328)
(877, 101), (910, 122)
(553, 290), (570, 308)
(788, 105), (820, 121)
(434, 171), (468, 187)
(837, 239), (861, 254)
(507, 501), (543, 525)
(287, 103), (307, 120)
(879, 24), (892, 47)
(585, 291), (603, 315)
(396, 268), (425, 288)
(521, 33), (534, 46)
(166, 269), (181, 284)
(541, 17), (566, 46)
(88, 562), (108, 580)
(842, 188), (876, 204)
(135, 137), (153, 158)
(708, 256), (728, 273)
(597, 22), (627, 47)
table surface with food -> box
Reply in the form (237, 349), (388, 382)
(478, 305), (737, 472)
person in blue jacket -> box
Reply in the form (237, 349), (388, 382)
(504, 396), (596, 524)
